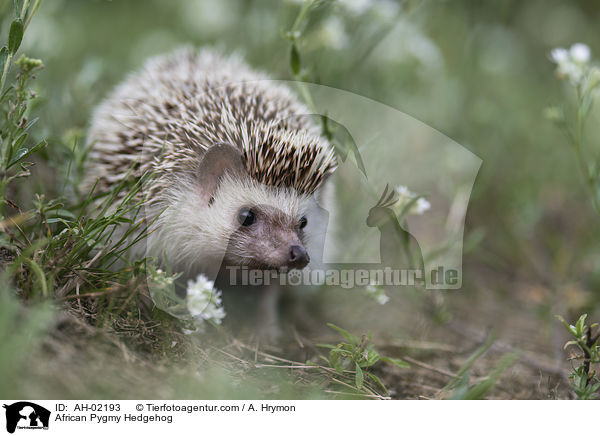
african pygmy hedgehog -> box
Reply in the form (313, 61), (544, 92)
(84, 48), (337, 280)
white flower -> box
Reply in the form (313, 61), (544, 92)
(414, 197), (431, 215)
(376, 293), (390, 305)
(396, 185), (410, 197)
(365, 281), (378, 293)
(364, 281), (389, 305)
(550, 47), (569, 64)
(394, 185), (431, 215)
(186, 274), (226, 328)
(550, 43), (594, 87)
(570, 43), (591, 63)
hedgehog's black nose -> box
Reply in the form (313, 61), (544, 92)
(288, 245), (310, 269)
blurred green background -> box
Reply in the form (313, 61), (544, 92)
(1, 0), (600, 399)
(12, 0), (600, 280)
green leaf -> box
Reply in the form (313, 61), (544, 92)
(22, 116), (39, 132)
(380, 356), (410, 369)
(452, 352), (518, 400)
(340, 343), (354, 352)
(315, 343), (336, 349)
(555, 315), (569, 328)
(366, 372), (389, 396)
(316, 355), (330, 366)
(365, 349), (380, 367)
(563, 340), (578, 349)
(49, 208), (77, 221)
(444, 333), (495, 391)
(8, 147), (28, 167)
(579, 374), (587, 390)
(447, 373), (470, 399)
(575, 314), (587, 337)
(8, 140), (46, 168)
(8, 19), (24, 55)
(355, 363), (364, 389)
(0, 47), (8, 74)
(45, 218), (71, 225)
(327, 323), (360, 346)
(13, 131), (28, 148)
(290, 44), (301, 76)
(330, 349), (343, 372)
(557, 315), (580, 338)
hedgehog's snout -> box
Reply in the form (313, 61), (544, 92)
(288, 245), (310, 269)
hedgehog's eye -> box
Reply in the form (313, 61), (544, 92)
(237, 208), (256, 226)
(299, 216), (308, 229)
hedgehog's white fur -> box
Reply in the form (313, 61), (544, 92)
(144, 173), (314, 272)
(84, 48), (336, 273)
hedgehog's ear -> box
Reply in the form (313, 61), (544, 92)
(197, 142), (245, 204)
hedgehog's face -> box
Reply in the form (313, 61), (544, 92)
(226, 204), (310, 269)
(191, 142), (315, 271)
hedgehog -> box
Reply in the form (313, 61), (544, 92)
(84, 48), (337, 287)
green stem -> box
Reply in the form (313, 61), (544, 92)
(572, 89), (600, 214)
(0, 0), (41, 94)
(290, 0), (316, 36)
(0, 52), (13, 94)
(295, 81), (316, 112)
(287, 0), (320, 112)
(20, 0), (31, 19)
(24, 0), (41, 29)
